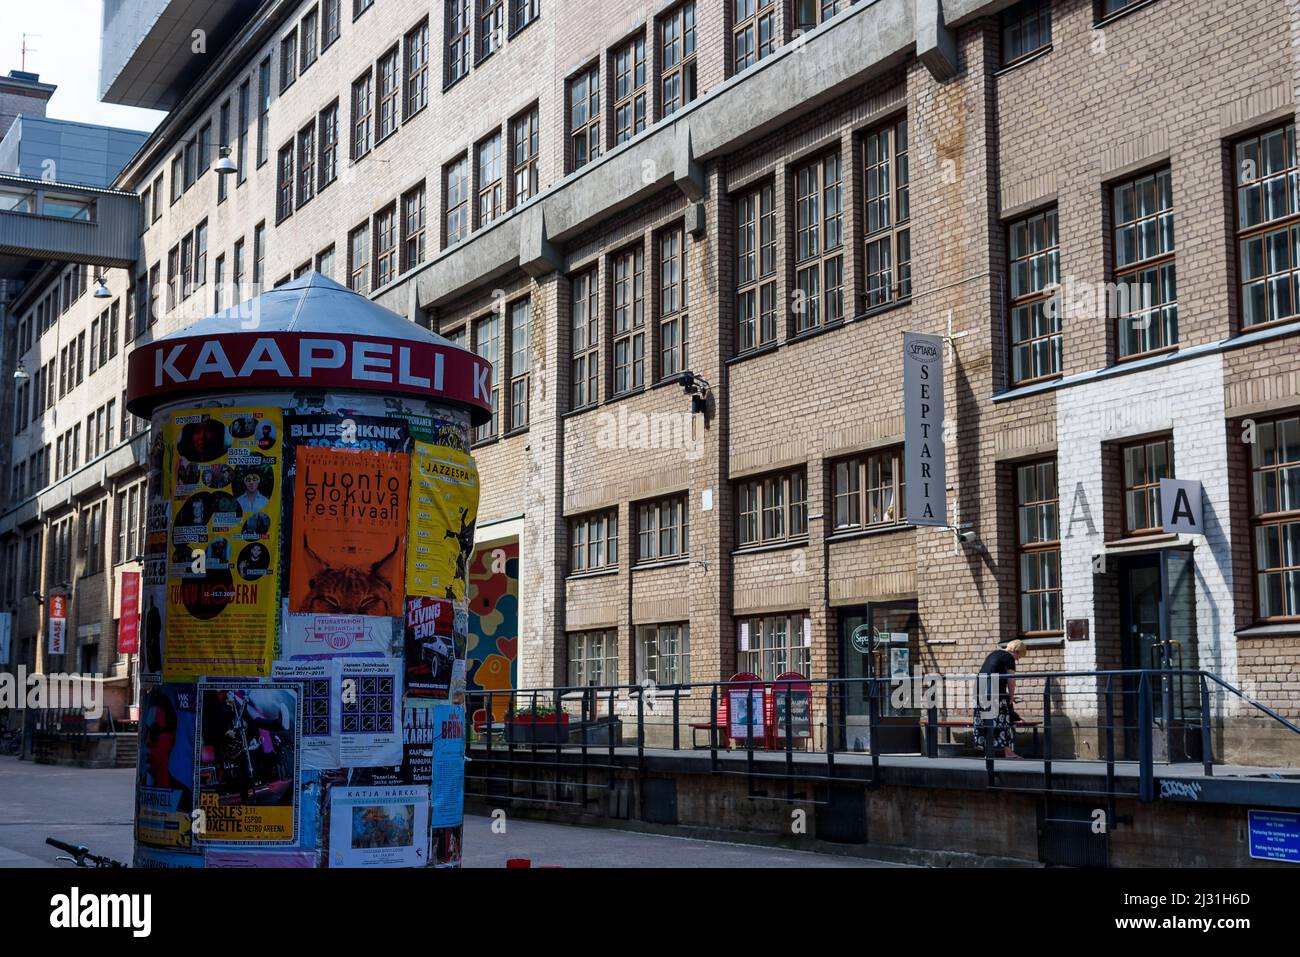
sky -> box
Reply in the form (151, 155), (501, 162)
(7, 0), (166, 132)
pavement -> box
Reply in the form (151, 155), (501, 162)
(0, 755), (899, 868)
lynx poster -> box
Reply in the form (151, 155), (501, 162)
(194, 682), (300, 845)
(136, 681), (198, 850)
(163, 407), (282, 679)
(408, 442), (479, 601)
(284, 445), (408, 659)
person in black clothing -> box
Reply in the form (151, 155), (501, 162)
(973, 639), (1025, 759)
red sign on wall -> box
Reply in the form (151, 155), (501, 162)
(48, 594), (67, 620)
(119, 571), (141, 654)
(47, 594), (67, 656)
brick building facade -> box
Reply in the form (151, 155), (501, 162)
(3, 0), (1299, 752)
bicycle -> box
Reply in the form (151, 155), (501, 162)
(46, 837), (127, 868)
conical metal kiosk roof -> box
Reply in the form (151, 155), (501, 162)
(125, 273), (493, 425)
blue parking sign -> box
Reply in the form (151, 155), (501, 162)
(1248, 810), (1300, 863)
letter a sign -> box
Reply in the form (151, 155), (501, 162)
(903, 331), (947, 526)
(1160, 478), (1202, 534)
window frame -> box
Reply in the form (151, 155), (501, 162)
(999, 0), (1052, 68)
(569, 508), (619, 574)
(735, 181), (777, 353)
(1119, 435), (1174, 537)
(351, 69), (374, 161)
(659, 1), (697, 119)
(862, 118), (911, 311)
(732, 0), (776, 75)
(1250, 413), (1300, 622)
(636, 494), (690, 563)
(637, 622), (690, 683)
(1014, 458), (1062, 637)
(737, 468), (808, 548)
(1234, 123), (1300, 330)
(571, 268), (599, 409)
(1006, 207), (1062, 385)
(568, 629), (618, 688)
(612, 245), (646, 396)
(569, 63), (601, 171)
(1112, 167), (1177, 359)
(612, 34), (647, 146)
(658, 226), (688, 379)
(793, 151), (844, 332)
(831, 447), (906, 533)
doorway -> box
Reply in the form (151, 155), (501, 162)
(1117, 549), (1201, 762)
(837, 601), (920, 753)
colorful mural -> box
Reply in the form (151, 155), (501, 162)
(466, 539), (519, 728)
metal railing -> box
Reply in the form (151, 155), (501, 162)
(463, 669), (1300, 811)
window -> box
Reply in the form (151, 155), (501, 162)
(659, 2), (696, 118)
(319, 100), (340, 188)
(301, 7), (319, 71)
(348, 221), (371, 291)
(316, 245), (336, 278)
(510, 0), (539, 34)
(1001, 0), (1051, 66)
(638, 623), (689, 683)
(351, 70), (374, 159)
(195, 220), (208, 288)
(1097, 0), (1147, 20)
(794, 153), (843, 331)
(237, 80), (250, 185)
(404, 19), (429, 118)
(571, 269), (599, 408)
(217, 100), (230, 203)
(863, 118), (911, 309)
(511, 106), (540, 205)
(1121, 436), (1173, 536)
(1007, 208), (1061, 383)
(253, 221), (266, 286)
(354, 0), (373, 16)
(108, 301), (119, 358)
(569, 65), (600, 170)
(280, 29), (299, 91)
(152, 173), (163, 219)
(733, 0), (775, 74)
(167, 245), (180, 310)
(257, 57), (271, 166)
(568, 630), (617, 687)
(1236, 124), (1300, 328)
(613, 35), (647, 145)
(477, 133), (504, 226)
(170, 154), (182, 202)
(148, 263), (160, 325)
(637, 495), (689, 562)
(446, 0), (472, 86)
(1251, 414), (1300, 620)
(737, 469), (807, 546)
(1113, 168), (1177, 357)
(83, 500), (105, 575)
(276, 142), (295, 222)
(1016, 459), (1061, 635)
(794, 0), (843, 32)
(480, 0), (504, 58)
(833, 448), (905, 531)
(509, 298), (531, 430)
(445, 156), (469, 245)
(214, 254), (226, 311)
(739, 614), (810, 681)
(473, 312), (500, 441)
(233, 239), (246, 300)
(322, 0), (341, 48)
(658, 227), (688, 377)
(181, 233), (195, 300)
(736, 182), (777, 352)
(374, 203), (398, 289)
(184, 138), (198, 191)
(612, 247), (646, 395)
(570, 509), (618, 573)
(376, 46), (400, 142)
(297, 122), (316, 206)
(401, 182), (427, 271)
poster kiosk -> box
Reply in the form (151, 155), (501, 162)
(723, 672), (766, 748)
(123, 274), (492, 868)
(767, 672), (814, 750)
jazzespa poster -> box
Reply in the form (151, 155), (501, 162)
(163, 408), (282, 679)
(284, 445), (408, 658)
(407, 442), (479, 601)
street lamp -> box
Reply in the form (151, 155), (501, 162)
(13, 361), (29, 380)
(679, 370), (710, 416)
(214, 145), (238, 175)
(94, 274), (111, 299)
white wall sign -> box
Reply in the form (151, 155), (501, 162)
(1160, 478), (1203, 534)
(903, 331), (947, 526)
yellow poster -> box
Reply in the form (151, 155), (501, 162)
(408, 442), (480, 601)
(163, 408), (282, 680)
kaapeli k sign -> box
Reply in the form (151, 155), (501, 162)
(903, 331), (946, 526)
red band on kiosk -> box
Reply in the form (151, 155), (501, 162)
(126, 332), (494, 425)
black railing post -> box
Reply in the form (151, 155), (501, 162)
(1200, 673), (1213, 777)
(672, 687), (680, 752)
(1042, 675), (1054, 807)
(868, 679), (880, 784)
(982, 674), (995, 787)
(926, 703), (938, 759)
(607, 687), (616, 800)
(746, 683), (756, 798)
(636, 688), (645, 763)
(825, 679), (836, 782)
(1138, 671), (1155, 802)
(784, 683), (794, 801)
(710, 683), (719, 772)
(1104, 675), (1116, 796)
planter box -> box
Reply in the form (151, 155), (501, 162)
(505, 714), (569, 745)
(566, 716), (623, 747)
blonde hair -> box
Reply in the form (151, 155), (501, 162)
(1006, 639), (1026, 657)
